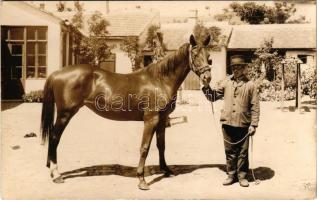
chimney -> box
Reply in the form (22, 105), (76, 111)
(188, 9), (198, 25)
(39, 3), (45, 10)
(106, 1), (109, 14)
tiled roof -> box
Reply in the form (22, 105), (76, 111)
(105, 11), (159, 37)
(54, 10), (159, 37)
(161, 23), (192, 50)
(161, 22), (232, 50)
(228, 24), (316, 49)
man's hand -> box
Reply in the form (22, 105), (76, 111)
(248, 126), (256, 136)
(203, 82), (210, 88)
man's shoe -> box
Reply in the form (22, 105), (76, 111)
(239, 179), (249, 187)
(223, 176), (235, 186)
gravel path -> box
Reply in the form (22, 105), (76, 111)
(1, 92), (316, 199)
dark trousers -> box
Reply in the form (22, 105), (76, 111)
(222, 124), (249, 179)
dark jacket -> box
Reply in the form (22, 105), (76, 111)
(202, 76), (260, 128)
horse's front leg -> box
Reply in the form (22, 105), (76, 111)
(137, 114), (159, 190)
(156, 117), (173, 176)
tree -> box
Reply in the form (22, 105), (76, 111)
(56, 1), (73, 12)
(71, 10), (111, 66)
(120, 36), (142, 71)
(266, 2), (296, 24)
(215, 1), (298, 24)
(121, 25), (167, 71)
(232, 2), (267, 24)
(74, 1), (84, 12)
(214, 8), (235, 23)
(70, 1), (84, 65)
(71, 1), (84, 29)
(56, 1), (65, 12)
(249, 38), (282, 81)
(144, 25), (166, 63)
(145, 25), (160, 50)
(193, 23), (224, 51)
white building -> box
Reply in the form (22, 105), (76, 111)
(0, 1), (159, 99)
(1, 1), (77, 99)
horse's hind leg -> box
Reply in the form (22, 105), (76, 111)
(47, 109), (77, 183)
(156, 116), (173, 176)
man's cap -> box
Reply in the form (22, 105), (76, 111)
(230, 55), (247, 67)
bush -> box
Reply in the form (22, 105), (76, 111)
(302, 67), (317, 99)
(22, 90), (43, 103)
(310, 81), (317, 99)
(257, 79), (296, 101)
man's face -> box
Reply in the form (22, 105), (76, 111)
(232, 64), (245, 79)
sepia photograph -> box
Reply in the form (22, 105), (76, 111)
(0, 0), (316, 199)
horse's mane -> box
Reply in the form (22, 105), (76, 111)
(141, 43), (189, 78)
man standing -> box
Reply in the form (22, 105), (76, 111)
(202, 55), (260, 187)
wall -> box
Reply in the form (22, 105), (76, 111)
(209, 47), (227, 83)
(106, 40), (133, 74)
(286, 50), (316, 72)
(0, 2), (62, 93)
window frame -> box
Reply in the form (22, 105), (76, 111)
(3, 26), (48, 80)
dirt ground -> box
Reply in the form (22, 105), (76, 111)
(1, 91), (316, 199)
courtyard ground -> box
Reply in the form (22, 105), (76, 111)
(1, 91), (316, 199)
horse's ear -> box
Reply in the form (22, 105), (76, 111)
(190, 34), (197, 47)
(203, 35), (211, 46)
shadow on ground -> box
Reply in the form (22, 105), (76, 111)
(61, 164), (274, 185)
(1, 101), (23, 111)
(301, 100), (317, 110)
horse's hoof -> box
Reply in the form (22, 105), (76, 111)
(53, 176), (64, 184)
(161, 167), (174, 177)
(164, 170), (175, 177)
(138, 182), (150, 190)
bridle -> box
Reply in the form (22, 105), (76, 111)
(189, 45), (211, 76)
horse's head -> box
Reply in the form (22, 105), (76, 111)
(189, 34), (212, 87)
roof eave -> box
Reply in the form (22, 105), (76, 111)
(20, 2), (63, 23)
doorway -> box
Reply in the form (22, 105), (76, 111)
(1, 27), (25, 100)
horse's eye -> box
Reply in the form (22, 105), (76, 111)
(207, 58), (212, 65)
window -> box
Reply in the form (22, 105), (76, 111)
(26, 27), (47, 78)
(10, 27), (24, 40)
(298, 55), (314, 66)
(10, 43), (23, 79)
(298, 55), (307, 64)
(3, 26), (47, 79)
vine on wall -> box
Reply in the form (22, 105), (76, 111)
(121, 25), (166, 71)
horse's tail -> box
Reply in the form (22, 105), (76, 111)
(40, 75), (55, 145)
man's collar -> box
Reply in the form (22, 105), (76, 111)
(231, 75), (249, 87)
(230, 75), (248, 82)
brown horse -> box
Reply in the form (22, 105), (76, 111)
(41, 35), (212, 190)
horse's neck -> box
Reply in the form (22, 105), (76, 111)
(165, 46), (191, 93)
(171, 62), (190, 92)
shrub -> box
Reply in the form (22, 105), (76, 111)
(301, 67), (317, 99)
(256, 79), (296, 101)
(22, 90), (43, 103)
(309, 68), (317, 99)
